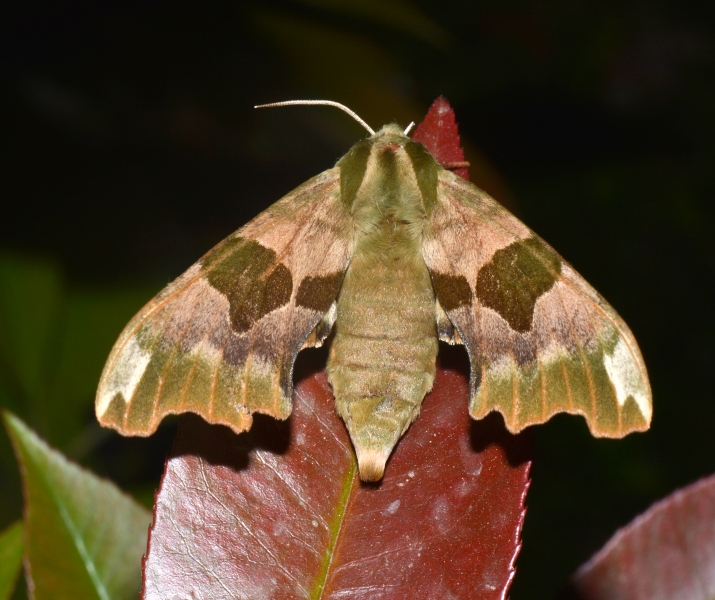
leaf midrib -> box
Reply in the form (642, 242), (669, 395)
(312, 458), (357, 599)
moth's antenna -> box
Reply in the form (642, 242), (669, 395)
(404, 121), (415, 135)
(255, 100), (375, 136)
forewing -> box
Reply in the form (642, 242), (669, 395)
(96, 168), (350, 436)
(423, 172), (652, 437)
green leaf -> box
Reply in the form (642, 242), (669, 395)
(3, 412), (151, 600)
(0, 521), (23, 600)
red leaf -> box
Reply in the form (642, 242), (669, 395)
(143, 352), (530, 599)
(411, 96), (470, 181)
(142, 99), (531, 599)
(565, 473), (715, 600)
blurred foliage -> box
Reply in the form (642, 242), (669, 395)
(0, 522), (23, 600)
(2, 1), (715, 597)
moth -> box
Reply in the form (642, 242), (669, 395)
(96, 100), (652, 481)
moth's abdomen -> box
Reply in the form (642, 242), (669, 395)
(327, 233), (437, 481)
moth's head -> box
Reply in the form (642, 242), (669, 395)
(371, 123), (411, 142)
(361, 124), (418, 162)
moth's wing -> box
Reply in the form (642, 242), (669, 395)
(96, 168), (350, 436)
(423, 172), (652, 437)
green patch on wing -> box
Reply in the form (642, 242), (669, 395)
(204, 238), (293, 333)
(430, 272), (473, 311)
(296, 273), (344, 312)
(476, 237), (561, 333)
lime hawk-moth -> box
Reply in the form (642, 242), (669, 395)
(96, 101), (651, 481)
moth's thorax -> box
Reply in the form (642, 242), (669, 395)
(337, 124), (440, 235)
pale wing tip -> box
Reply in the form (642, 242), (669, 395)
(95, 386), (115, 419)
(95, 387), (128, 428)
(94, 390), (155, 437)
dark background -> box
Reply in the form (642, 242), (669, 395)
(1, 1), (714, 598)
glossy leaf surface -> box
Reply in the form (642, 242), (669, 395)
(565, 472), (715, 600)
(411, 96), (469, 180)
(0, 521), (23, 600)
(4, 413), (151, 600)
(143, 349), (531, 599)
